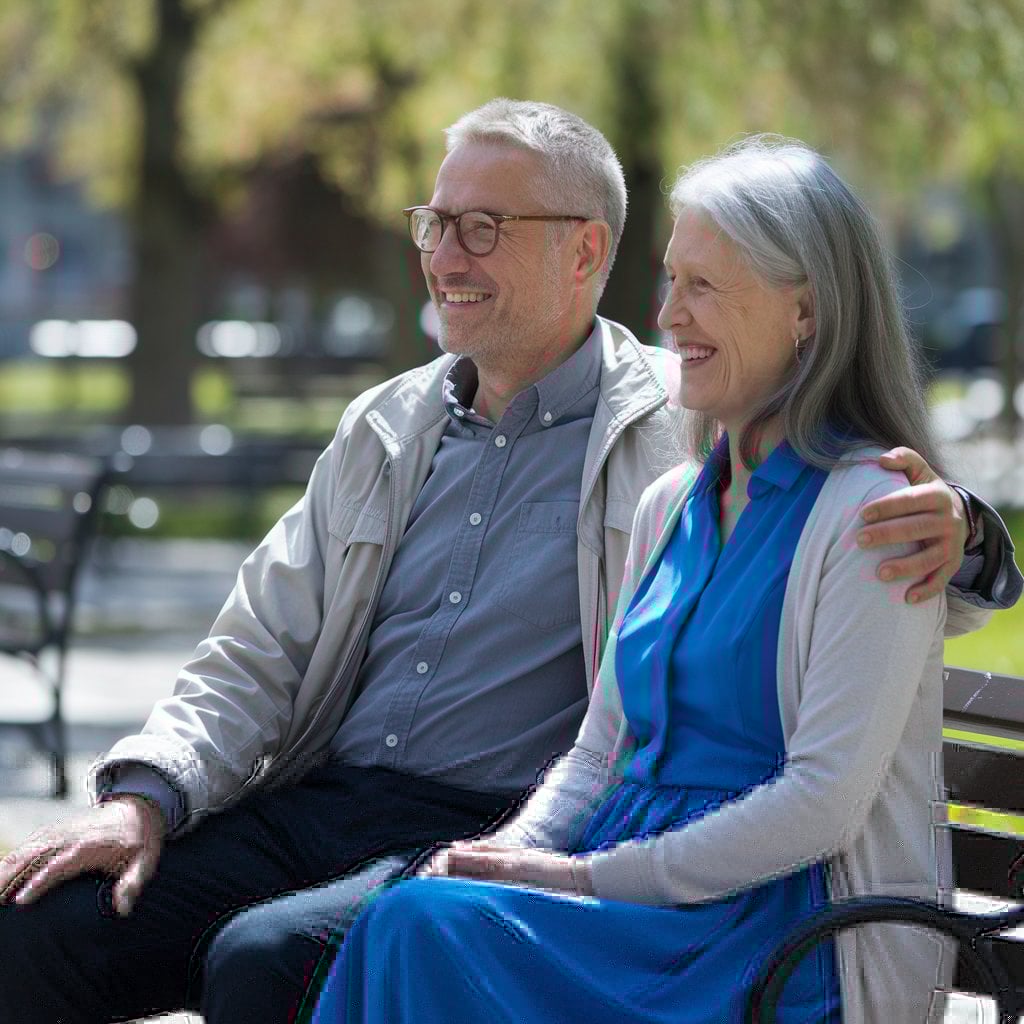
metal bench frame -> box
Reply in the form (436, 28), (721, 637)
(745, 666), (1024, 1022)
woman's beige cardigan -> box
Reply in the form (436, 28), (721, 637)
(494, 450), (990, 1023)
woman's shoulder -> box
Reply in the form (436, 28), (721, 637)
(630, 461), (701, 542)
(639, 460), (700, 509)
(821, 444), (908, 505)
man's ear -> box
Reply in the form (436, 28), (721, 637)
(795, 283), (816, 341)
(574, 220), (612, 287)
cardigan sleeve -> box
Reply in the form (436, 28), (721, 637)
(586, 470), (946, 906)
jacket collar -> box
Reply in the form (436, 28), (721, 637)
(368, 315), (672, 451)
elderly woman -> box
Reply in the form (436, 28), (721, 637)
(310, 137), (978, 1023)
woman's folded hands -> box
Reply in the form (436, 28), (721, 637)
(419, 841), (595, 897)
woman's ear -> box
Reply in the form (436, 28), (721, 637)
(574, 220), (612, 286)
(795, 284), (816, 341)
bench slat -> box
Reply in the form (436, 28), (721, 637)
(952, 829), (1024, 899)
(945, 745), (1024, 814)
(945, 667), (1024, 733)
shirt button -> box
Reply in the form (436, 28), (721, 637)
(385, 734), (399, 748)
(449, 590), (463, 604)
(494, 434), (507, 448)
(416, 661), (429, 674)
(469, 513), (482, 526)
(543, 411), (553, 423)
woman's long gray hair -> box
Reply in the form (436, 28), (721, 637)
(669, 134), (942, 473)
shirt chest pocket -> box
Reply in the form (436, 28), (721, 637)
(497, 500), (581, 632)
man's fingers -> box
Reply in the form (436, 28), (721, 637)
(0, 850), (35, 899)
(878, 447), (935, 486)
(13, 845), (91, 905)
(857, 512), (953, 550)
(0, 848), (54, 903)
(112, 851), (154, 916)
(861, 485), (946, 525)
(876, 543), (953, 589)
(906, 568), (949, 605)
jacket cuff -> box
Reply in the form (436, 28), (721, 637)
(947, 492), (1022, 609)
(96, 762), (186, 834)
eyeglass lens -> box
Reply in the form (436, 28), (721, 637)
(409, 210), (499, 256)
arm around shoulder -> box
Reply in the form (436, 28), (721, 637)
(584, 467), (946, 906)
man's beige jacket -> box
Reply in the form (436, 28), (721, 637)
(89, 317), (684, 833)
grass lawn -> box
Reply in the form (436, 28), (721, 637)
(945, 509), (1024, 678)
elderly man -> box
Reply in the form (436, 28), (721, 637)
(0, 99), (1016, 1024)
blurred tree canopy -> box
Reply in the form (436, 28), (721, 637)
(2, 0), (1023, 425)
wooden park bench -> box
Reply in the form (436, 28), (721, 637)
(0, 447), (109, 797)
(745, 665), (1024, 1023)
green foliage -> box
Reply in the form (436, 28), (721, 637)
(945, 511), (1024, 677)
(100, 483), (304, 540)
(4, 0), (1023, 219)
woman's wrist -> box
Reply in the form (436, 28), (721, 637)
(568, 856), (595, 897)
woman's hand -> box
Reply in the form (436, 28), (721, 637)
(420, 841), (594, 896)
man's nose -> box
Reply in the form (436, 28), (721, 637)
(428, 221), (471, 277)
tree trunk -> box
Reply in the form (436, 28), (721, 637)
(123, 0), (210, 426)
(596, 0), (664, 345)
(984, 169), (1024, 440)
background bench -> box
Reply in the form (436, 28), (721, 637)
(0, 447), (109, 797)
(746, 665), (1024, 1022)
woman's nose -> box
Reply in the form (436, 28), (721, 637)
(657, 292), (691, 333)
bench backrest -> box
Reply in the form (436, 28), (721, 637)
(942, 665), (1024, 990)
(0, 447), (108, 653)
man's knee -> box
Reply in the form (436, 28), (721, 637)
(204, 898), (324, 995)
(0, 874), (108, 956)
(0, 876), (121, 1020)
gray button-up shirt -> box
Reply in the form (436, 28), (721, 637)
(329, 329), (603, 794)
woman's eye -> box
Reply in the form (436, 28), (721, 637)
(691, 277), (710, 291)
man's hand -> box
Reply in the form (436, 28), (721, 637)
(420, 841), (594, 896)
(858, 447), (970, 604)
(0, 795), (165, 915)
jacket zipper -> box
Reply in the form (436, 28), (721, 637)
(268, 451), (399, 768)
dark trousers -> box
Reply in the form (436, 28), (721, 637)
(0, 761), (512, 1024)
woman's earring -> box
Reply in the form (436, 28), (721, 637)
(794, 333), (809, 363)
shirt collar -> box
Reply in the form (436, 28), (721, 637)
(441, 358), (484, 426)
(750, 439), (810, 493)
(440, 321), (602, 429)
(532, 322), (602, 427)
(695, 435), (810, 497)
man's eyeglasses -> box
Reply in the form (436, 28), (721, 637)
(402, 206), (587, 257)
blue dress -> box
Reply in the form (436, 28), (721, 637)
(312, 439), (842, 1023)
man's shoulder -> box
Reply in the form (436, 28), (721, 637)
(332, 353), (455, 437)
(595, 317), (682, 425)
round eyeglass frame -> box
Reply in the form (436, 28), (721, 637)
(402, 206), (587, 257)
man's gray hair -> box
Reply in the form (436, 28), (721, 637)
(668, 134), (942, 473)
(445, 99), (627, 283)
